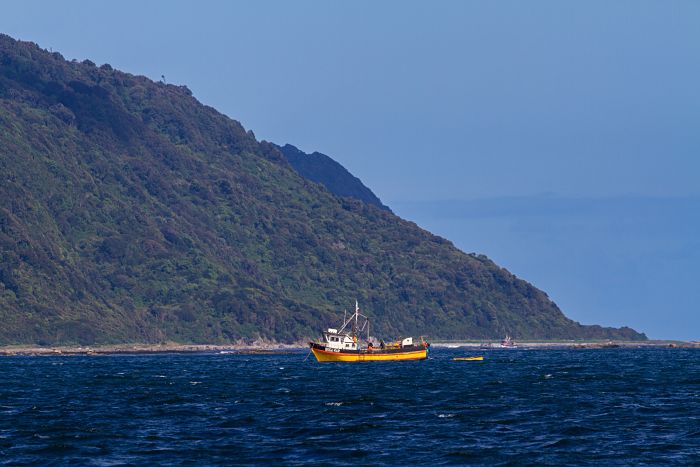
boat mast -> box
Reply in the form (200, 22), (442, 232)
(355, 300), (359, 335)
(337, 301), (369, 339)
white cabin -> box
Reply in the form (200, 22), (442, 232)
(324, 328), (358, 350)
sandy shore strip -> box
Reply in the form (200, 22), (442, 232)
(2, 339), (699, 356)
(0, 341), (307, 356)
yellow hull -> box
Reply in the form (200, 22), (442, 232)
(312, 348), (427, 362)
(453, 356), (484, 361)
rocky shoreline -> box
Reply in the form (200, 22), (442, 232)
(1, 339), (698, 356)
(0, 342), (307, 356)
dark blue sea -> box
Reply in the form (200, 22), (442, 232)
(1, 348), (698, 465)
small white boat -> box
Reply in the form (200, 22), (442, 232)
(501, 335), (517, 348)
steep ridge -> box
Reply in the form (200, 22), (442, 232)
(275, 143), (391, 211)
(0, 34), (645, 344)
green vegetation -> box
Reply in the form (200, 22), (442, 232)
(0, 34), (645, 345)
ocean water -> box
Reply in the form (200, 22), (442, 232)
(0, 348), (698, 465)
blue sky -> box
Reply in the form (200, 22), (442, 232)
(2, 1), (699, 339)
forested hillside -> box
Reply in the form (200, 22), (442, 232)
(0, 34), (645, 344)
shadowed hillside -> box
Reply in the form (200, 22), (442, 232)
(276, 143), (391, 211)
(0, 34), (645, 345)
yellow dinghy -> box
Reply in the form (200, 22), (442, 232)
(309, 301), (429, 362)
(453, 356), (484, 361)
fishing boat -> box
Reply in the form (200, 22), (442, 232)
(501, 335), (517, 348)
(309, 301), (429, 362)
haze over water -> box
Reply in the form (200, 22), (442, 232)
(2, 349), (698, 465)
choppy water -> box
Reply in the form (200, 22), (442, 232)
(1, 348), (698, 465)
